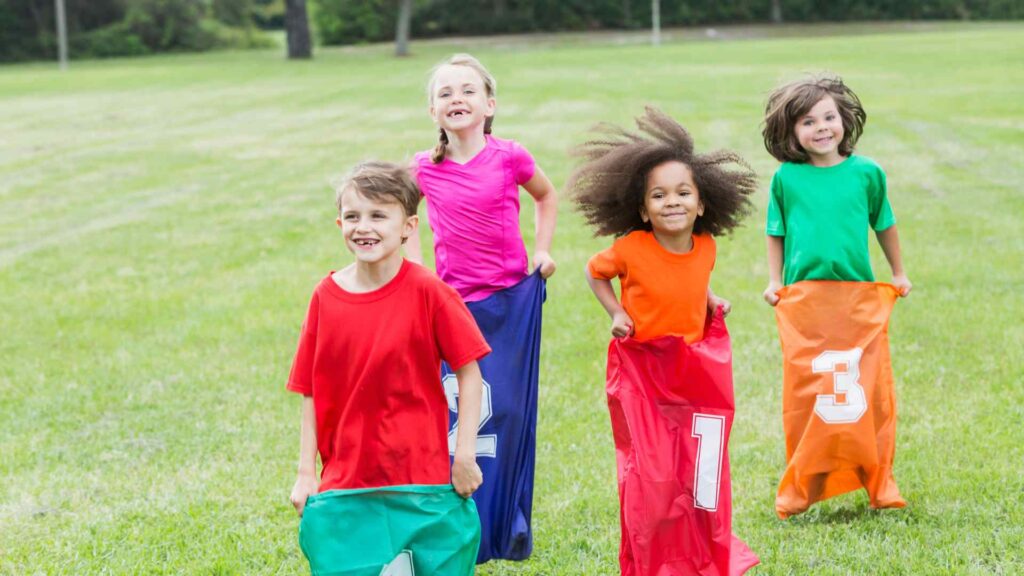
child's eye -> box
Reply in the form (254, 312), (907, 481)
(803, 119), (814, 126)
(343, 214), (357, 221)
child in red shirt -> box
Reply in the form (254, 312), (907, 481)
(287, 160), (491, 508)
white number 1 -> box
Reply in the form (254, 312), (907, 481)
(812, 348), (867, 424)
(692, 413), (725, 512)
(442, 374), (497, 458)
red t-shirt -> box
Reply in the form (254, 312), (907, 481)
(287, 261), (491, 491)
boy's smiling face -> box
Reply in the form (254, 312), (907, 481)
(336, 187), (417, 266)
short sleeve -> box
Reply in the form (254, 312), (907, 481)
(588, 243), (623, 280)
(433, 293), (491, 371)
(286, 290), (320, 395)
(868, 165), (896, 231)
(511, 141), (536, 186)
(410, 153), (428, 197)
(766, 169), (786, 236)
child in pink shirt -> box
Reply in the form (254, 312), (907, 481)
(407, 53), (558, 301)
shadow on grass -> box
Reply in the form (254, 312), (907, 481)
(783, 497), (917, 526)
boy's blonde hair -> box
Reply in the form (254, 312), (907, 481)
(335, 161), (421, 218)
(426, 53), (497, 164)
(762, 74), (866, 163)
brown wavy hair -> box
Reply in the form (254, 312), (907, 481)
(762, 74), (866, 163)
(427, 53), (497, 164)
(335, 161), (421, 218)
(569, 107), (756, 238)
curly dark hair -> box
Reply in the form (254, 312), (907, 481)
(762, 74), (866, 163)
(569, 107), (756, 238)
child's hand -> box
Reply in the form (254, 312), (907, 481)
(892, 274), (913, 297)
(611, 311), (634, 338)
(452, 455), (483, 498)
(763, 282), (782, 306)
(708, 293), (732, 316)
(290, 472), (319, 517)
(533, 251), (557, 278)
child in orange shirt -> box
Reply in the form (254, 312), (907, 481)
(573, 107), (757, 342)
(572, 107), (760, 575)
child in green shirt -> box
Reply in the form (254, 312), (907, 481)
(760, 74), (912, 303)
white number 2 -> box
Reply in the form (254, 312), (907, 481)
(692, 413), (725, 512)
(442, 374), (497, 458)
(812, 348), (867, 424)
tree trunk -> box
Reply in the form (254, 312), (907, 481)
(395, 0), (412, 57)
(771, 0), (783, 23)
(55, 0), (68, 69)
(285, 0), (311, 59)
(651, 0), (660, 46)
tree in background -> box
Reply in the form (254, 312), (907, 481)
(213, 0), (255, 28)
(285, 0), (311, 58)
(395, 0), (412, 56)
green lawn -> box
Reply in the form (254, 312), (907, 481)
(1, 22), (1022, 575)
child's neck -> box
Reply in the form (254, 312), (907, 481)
(807, 151), (846, 168)
(334, 255), (404, 293)
(652, 230), (694, 254)
(444, 129), (488, 163)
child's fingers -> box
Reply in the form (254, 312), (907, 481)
(290, 494), (305, 516)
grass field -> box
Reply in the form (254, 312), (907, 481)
(1, 22), (1022, 575)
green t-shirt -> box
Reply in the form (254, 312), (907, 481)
(766, 155), (896, 285)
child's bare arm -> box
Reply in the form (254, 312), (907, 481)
(876, 225), (912, 296)
(451, 361), (484, 498)
(763, 236), (785, 306)
(585, 265), (633, 337)
(289, 395), (319, 516)
(523, 167), (558, 278)
(707, 286), (732, 316)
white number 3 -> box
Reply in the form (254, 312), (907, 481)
(812, 348), (867, 424)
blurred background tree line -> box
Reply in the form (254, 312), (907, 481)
(2, 0), (1020, 62)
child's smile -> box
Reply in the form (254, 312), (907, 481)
(337, 189), (414, 266)
(430, 64), (495, 135)
(795, 96), (845, 166)
(641, 161), (704, 248)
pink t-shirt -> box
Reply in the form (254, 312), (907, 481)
(414, 135), (536, 302)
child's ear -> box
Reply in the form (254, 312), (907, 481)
(697, 200), (705, 217)
(639, 206), (649, 223)
(401, 214), (419, 244)
(486, 96), (496, 117)
(335, 216), (342, 229)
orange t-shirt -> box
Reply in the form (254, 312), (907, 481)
(588, 231), (715, 342)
